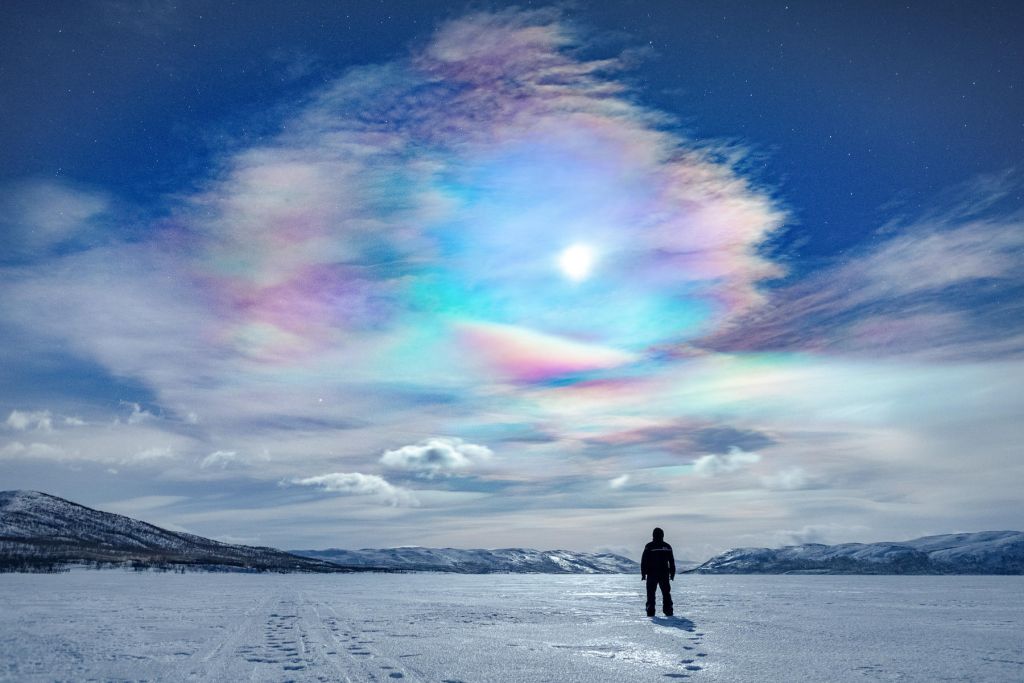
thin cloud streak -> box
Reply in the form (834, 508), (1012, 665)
(289, 472), (418, 507)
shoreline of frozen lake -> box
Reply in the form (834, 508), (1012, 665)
(1, 572), (1021, 682)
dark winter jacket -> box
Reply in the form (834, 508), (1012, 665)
(641, 539), (676, 579)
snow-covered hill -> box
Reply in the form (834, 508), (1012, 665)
(692, 531), (1024, 574)
(0, 490), (349, 573)
(291, 546), (638, 574)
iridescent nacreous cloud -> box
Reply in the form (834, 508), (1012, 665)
(7, 9), (1019, 554)
(187, 9), (785, 384)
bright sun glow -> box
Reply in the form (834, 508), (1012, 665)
(558, 244), (595, 282)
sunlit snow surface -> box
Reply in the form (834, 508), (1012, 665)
(1, 573), (1022, 682)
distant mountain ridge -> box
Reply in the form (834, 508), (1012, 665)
(691, 531), (1024, 574)
(0, 490), (353, 573)
(0, 490), (637, 574)
(291, 546), (638, 574)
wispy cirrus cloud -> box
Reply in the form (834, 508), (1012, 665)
(0, 442), (65, 459)
(288, 472), (417, 506)
(200, 449), (271, 470)
(0, 179), (110, 261)
(704, 200), (1024, 361)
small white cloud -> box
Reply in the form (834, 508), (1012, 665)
(63, 416), (87, 427)
(762, 466), (812, 491)
(123, 402), (155, 425)
(5, 410), (53, 432)
(289, 472), (417, 506)
(380, 437), (492, 476)
(692, 447), (761, 477)
(609, 474), (631, 489)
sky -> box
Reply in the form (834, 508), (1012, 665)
(1, 1), (1022, 561)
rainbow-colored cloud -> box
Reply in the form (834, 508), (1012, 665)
(185, 10), (784, 387)
(3, 9), (1020, 554)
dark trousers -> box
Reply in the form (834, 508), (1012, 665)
(646, 575), (673, 615)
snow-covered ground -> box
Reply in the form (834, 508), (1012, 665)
(1, 572), (1021, 682)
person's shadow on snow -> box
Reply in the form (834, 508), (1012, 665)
(650, 615), (695, 632)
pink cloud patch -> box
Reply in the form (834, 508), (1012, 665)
(455, 320), (637, 383)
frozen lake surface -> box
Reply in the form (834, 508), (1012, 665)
(1, 572), (1021, 682)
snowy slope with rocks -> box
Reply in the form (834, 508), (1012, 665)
(291, 546), (638, 574)
(0, 490), (350, 572)
(692, 531), (1024, 574)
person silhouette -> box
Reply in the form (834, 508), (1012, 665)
(641, 527), (675, 617)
